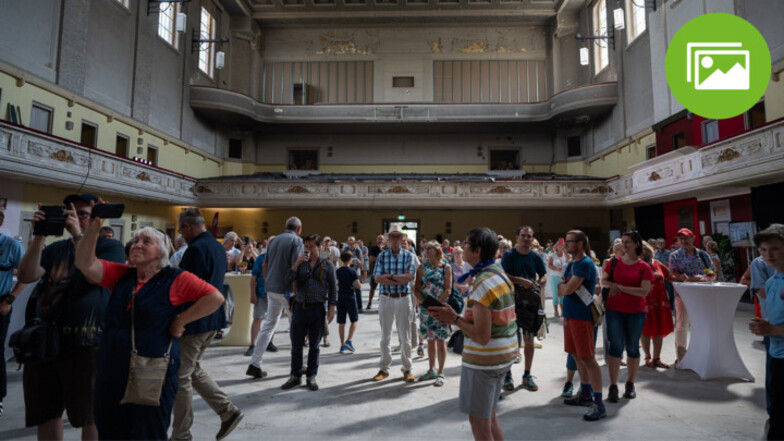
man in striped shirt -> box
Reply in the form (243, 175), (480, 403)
(429, 228), (516, 440)
(371, 225), (417, 382)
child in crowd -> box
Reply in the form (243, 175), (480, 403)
(337, 251), (362, 353)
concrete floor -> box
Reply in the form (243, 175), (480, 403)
(1, 288), (769, 440)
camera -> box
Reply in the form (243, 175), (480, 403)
(33, 206), (66, 236)
(90, 203), (125, 219)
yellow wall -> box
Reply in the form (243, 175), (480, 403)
(765, 78), (784, 122)
(0, 69), (222, 179)
(195, 207), (613, 257)
(20, 183), (180, 245)
(585, 132), (654, 178)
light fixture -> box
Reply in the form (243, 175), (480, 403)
(215, 51), (225, 70)
(580, 47), (590, 66)
(575, 29), (616, 50)
(613, 8), (625, 30)
(191, 29), (229, 54)
(175, 13), (187, 33)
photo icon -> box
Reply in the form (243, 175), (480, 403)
(686, 42), (749, 90)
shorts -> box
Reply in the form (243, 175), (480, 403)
(253, 296), (269, 320)
(337, 294), (359, 324)
(459, 365), (508, 419)
(23, 346), (98, 428)
(564, 317), (596, 359)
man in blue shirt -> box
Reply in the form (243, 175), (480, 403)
(173, 208), (243, 441)
(371, 225), (417, 383)
(749, 224), (784, 440)
(247, 248), (271, 356)
(0, 210), (26, 418)
(559, 229), (604, 421)
(500, 226), (547, 391)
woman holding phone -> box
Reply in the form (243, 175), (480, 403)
(413, 241), (452, 386)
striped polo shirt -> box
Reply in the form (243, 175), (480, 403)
(461, 264), (517, 370)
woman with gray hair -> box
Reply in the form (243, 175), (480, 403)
(75, 214), (225, 439)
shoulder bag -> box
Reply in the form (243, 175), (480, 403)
(120, 287), (173, 407)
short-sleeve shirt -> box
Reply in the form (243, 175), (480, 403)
(250, 253), (267, 299)
(604, 259), (653, 314)
(764, 272), (784, 359)
(669, 248), (714, 277)
(751, 256), (776, 319)
(336, 266), (359, 296)
(501, 248), (547, 282)
(563, 256), (597, 322)
(461, 264), (517, 370)
(0, 233), (25, 296)
(34, 237), (125, 346)
(170, 245), (187, 267)
(372, 248), (417, 294)
(264, 230), (304, 294)
(654, 249), (671, 266)
(98, 260), (216, 306)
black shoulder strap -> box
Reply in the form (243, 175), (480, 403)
(609, 257), (618, 282)
(696, 249), (711, 269)
(478, 267), (514, 292)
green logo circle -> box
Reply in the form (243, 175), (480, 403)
(665, 13), (771, 119)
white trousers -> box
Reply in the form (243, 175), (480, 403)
(250, 292), (290, 368)
(378, 294), (413, 373)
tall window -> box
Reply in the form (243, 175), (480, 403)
(627, 0), (647, 42)
(30, 102), (53, 134)
(593, 0), (609, 73)
(158, 3), (177, 47)
(198, 7), (215, 77)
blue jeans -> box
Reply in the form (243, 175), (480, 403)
(766, 336), (772, 415)
(566, 325), (599, 371)
(290, 302), (326, 377)
(605, 310), (646, 359)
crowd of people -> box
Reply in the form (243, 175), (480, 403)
(0, 194), (781, 440)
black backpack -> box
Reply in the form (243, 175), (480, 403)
(8, 318), (60, 365)
(513, 284), (544, 335)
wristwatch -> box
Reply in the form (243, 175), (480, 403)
(0, 294), (14, 305)
(453, 315), (460, 325)
(73, 232), (85, 241)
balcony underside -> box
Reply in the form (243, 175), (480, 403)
(190, 82), (618, 133)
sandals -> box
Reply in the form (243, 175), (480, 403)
(652, 358), (670, 369)
(419, 369), (437, 381)
(434, 374), (445, 387)
(645, 357), (654, 368)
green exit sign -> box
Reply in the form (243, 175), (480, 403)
(397, 215), (405, 220)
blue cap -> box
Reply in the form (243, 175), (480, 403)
(63, 193), (99, 206)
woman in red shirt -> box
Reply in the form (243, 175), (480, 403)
(75, 214), (225, 440)
(641, 242), (674, 369)
(602, 230), (652, 403)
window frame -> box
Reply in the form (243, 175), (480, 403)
(147, 145), (159, 166)
(626, 0), (647, 43)
(116, 133), (130, 158)
(593, 0), (609, 74)
(30, 101), (54, 134)
(198, 7), (216, 77)
(157, 2), (178, 48)
(701, 119), (720, 144)
(287, 148), (319, 171)
(488, 148), (522, 170)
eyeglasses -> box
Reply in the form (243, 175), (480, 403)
(76, 211), (91, 219)
(565, 240), (577, 243)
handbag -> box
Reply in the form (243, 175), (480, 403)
(439, 265), (465, 314)
(9, 318), (60, 364)
(120, 287), (173, 407)
(589, 295), (605, 327)
(601, 258), (618, 304)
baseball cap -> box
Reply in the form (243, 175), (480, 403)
(676, 228), (695, 237)
(64, 193), (99, 206)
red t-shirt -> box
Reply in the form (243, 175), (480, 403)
(98, 260), (217, 306)
(604, 259), (653, 314)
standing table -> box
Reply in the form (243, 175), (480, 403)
(217, 273), (253, 347)
(673, 282), (754, 381)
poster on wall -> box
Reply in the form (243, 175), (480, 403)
(729, 221), (757, 247)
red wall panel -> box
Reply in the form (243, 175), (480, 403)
(663, 198), (699, 248)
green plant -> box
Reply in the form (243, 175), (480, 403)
(710, 232), (735, 282)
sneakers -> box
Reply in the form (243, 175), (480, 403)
(403, 371), (417, 383)
(521, 374), (538, 391)
(417, 343), (425, 357)
(306, 376), (319, 391)
(267, 341), (278, 352)
(583, 404), (607, 421)
(340, 345), (349, 354)
(561, 381), (574, 398)
(281, 375), (302, 390)
(623, 382), (636, 399)
(533, 337), (543, 349)
(244, 345), (255, 356)
(344, 340), (356, 352)
(503, 374), (515, 391)
(564, 394), (593, 407)
(246, 364), (267, 379)
(216, 409), (244, 440)
(372, 370), (389, 381)
(607, 384), (620, 403)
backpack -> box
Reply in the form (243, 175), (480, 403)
(9, 318), (60, 365)
(480, 267), (543, 334)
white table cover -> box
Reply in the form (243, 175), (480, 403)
(673, 282), (754, 381)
